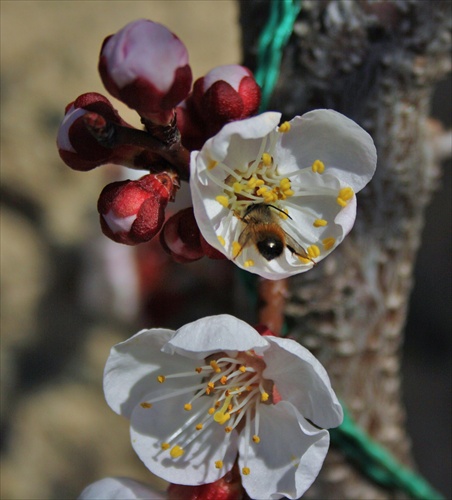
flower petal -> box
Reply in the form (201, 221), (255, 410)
(278, 110), (377, 192)
(104, 328), (199, 418)
(162, 315), (269, 359)
(130, 392), (238, 485)
(78, 477), (164, 500)
(263, 336), (343, 428)
(239, 401), (330, 499)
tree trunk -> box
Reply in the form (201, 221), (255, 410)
(239, 1), (451, 498)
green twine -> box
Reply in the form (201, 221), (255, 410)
(250, 2), (445, 498)
(331, 407), (444, 500)
(254, 0), (301, 112)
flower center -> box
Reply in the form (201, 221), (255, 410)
(140, 350), (273, 476)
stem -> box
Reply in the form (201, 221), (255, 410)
(83, 112), (191, 181)
(257, 278), (288, 335)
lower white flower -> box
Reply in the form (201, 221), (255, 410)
(104, 315), (343, 500)
(190, 109), (377, 280)
(79, 477), (164, 499)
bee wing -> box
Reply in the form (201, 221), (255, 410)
(283, 230), (316, 264)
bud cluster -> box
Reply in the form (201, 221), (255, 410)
(57, 18), (261, 256)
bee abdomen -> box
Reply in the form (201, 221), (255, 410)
(256, 236), (284, 261)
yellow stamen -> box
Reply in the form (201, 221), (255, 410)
(170, 445), (185, 458)
(215, 460), (224, 469)
(337, 187), (354, 207)
(184, 403), (192, 411)
(322, 237), (336, 250)
(208, 407), (215, 415)
(215, 195), (229, 208)
(313, 218), (328, 227)
(242, 467), (251, 475)
(232, 241), (242, 258)
(208, 160), (218, 170)
(252, 435), (261, 443)
(233, 182), (243, 193)
(262, 153), (272, 166)
(307, 245), (321, 258)
(161, 442), (170, 450)
(225, 426), (232, 433)
(311, 159), (325, 173)
(298, 255), (313, 264)
(210, 360), (221, 373)
(214, 395), (233, 425)
(195, 367), (203, 373)
(217, 235), (225, 247)
(140, 402), (152, 409)
(196, 423), (203, 431)
(157, 375), (165, 383)
(278, 121), (291, 133)
(244, 259), (254, 268)
(220, 376), (228, 385)
(239, 365), (247, 373)
(261, 392), (269, 402)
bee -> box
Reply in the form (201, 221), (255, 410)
(236, 203), (314, 263)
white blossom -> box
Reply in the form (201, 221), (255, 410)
(103, 315), (343, 499)
(78, 477), (165, 500)
(190, 110), (377, 279)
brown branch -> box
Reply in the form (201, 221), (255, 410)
(257, 278), (288, 336)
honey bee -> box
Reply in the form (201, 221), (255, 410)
(236, 203), (314, 263)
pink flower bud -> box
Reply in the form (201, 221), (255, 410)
(159, 207), (204, 263)
(191, 65), (261, 134)
(99, 19), (192, 125)
(57, 93), (125, 171)
(98, 173), (176, 245)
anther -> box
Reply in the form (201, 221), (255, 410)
(313, 219), (328, 227)
(262, 153), (272, 166)
(307, 245), (321, 258)
(195, 367), (203, 373)
(244, 260), (254, 268)
(242, 467), (251, 475)
(337, 187), (354, 207)
(161, 442), (170, 450)
(252, 435), (261, 443)
(217, 235), (226, 247)
(157, 375), (166, 383)
(322, 237), (336, 250)
(184, 403), (192, 411)
(232, 241), (242, 258)
(278, 121), (291, 133)
(215, 460), (224, 469)
(311, 160), (325, 173)
(210, 360), (221, 373)
(208, 160), (218, 170)
(196, 423), (203, 430)
(140, 402), (152, 409)
(261, 392), (269, 402)
(220, 376), (228, 385)
(215, 195), (229, 208)
(170, 445), (185, 458)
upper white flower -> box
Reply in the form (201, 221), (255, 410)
(104, 314), (343, 500)
(190, 110), (377, 280)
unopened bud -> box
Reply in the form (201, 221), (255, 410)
(191, 65), (261, 135)
(98, 173), (176, 245)
(99, 19), (192, 125)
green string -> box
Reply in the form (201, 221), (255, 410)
(331, 407), (444, 500)
(254, 0), (301, 111)
(251, 2), (445, 498)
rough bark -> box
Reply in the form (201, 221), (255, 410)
(240, 1), (451, 498)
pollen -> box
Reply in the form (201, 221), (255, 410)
(261, 391), (269, 402)
(307, 245), (321, 258)
(323, 237), (336, 250)
(311, 159), (325, 173)
(184, 403), (192, 411)
(252, 435), (261, 443)
(215, 460), (224, 469)
(208, 407), (215, 415)
(239, 365), (247, 373)
(233, 182), (243, 193)
(140, 402), (152, 409)
(157, 375), (166, 383)
(161, 442), (170, 450)
(170, 445), (185, 458)
(337, 187), (354, 207)
(313, 219), (328, 227)
(262, 153), (272, 166)
(195, 367), (203, 373)
(208, 160), (218, 170)
(232, 241), (242, 258)
(242, 467), (251, 475)
(215, 195), (229, 208)
(225, 426), (233, 433)
(278, 121), (291, 133)
(298, 256), (312, 264)
(210, 360), (221, 373)
(244, 259), (254, 268)
(220, 376), (228, 385)
(217, 235), (226, 247)
(196, 423), (203, 430)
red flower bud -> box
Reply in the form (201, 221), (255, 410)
(191, 65), (261, 135)
(98, 173), (176, 245)
(160, 207), (204, 263)
(99, 19), (192, 125)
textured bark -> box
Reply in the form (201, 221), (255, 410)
(240, 1), (451, 498)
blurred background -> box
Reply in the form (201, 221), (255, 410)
(1, 1), (450, 498)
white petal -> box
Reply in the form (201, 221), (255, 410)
(104, 328), (199, 418)
(263, 336), (343, 428)
(278, 110), (377, 192)
(130, 392), (238, 485)
(239, 401), (330, 499)
(162, 315), (269, 359)
(78, 476), (164, 499)
(56, 106), (85, 152)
